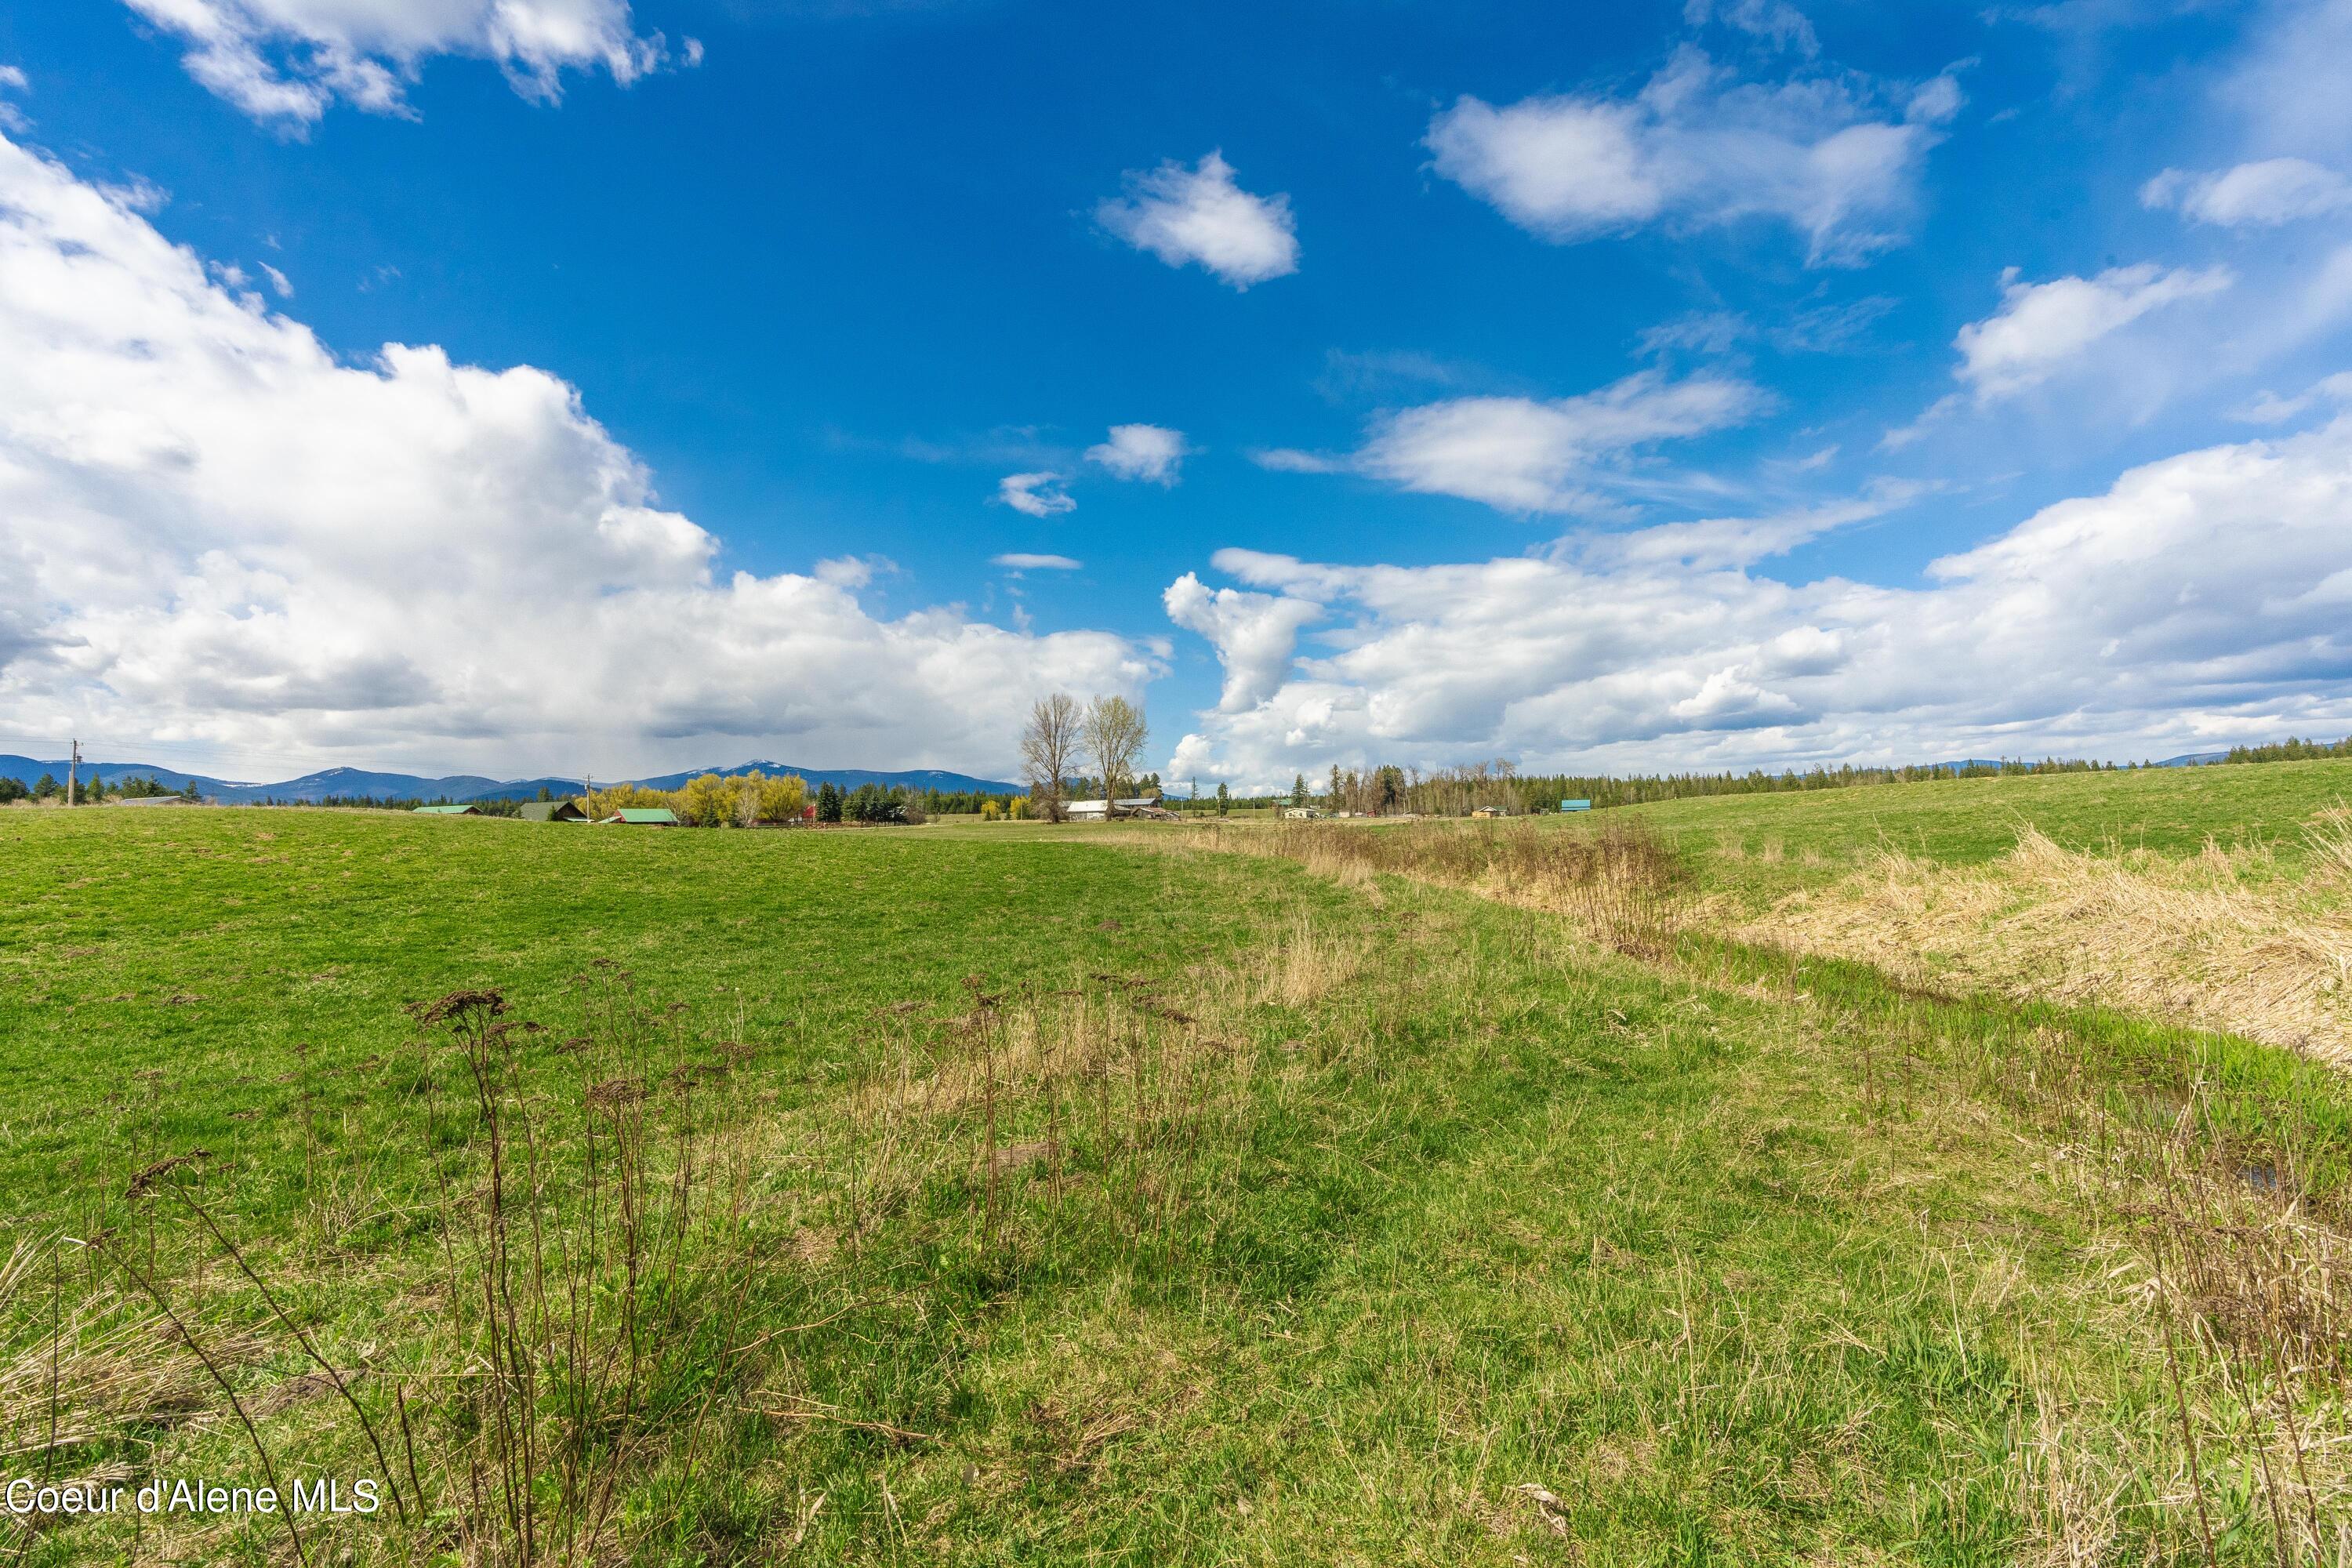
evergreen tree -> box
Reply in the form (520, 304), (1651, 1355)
(815, 781), (843, 822)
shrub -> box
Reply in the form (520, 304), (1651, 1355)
(754, 772), (808, 822)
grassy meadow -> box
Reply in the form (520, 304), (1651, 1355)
(1630, 756), (2352, 906)
(1, 771), (2348, 1564)
(1624, 759), (2352, 1065)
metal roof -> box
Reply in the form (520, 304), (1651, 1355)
(519, 800), (587, 821)
(608, 808), (680, 824)
(413, 804), (480, 815)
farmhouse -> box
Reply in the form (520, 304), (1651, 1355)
(519, 800), (589, 822)
(413, 804), (481, 815)
(602, 808), (680, 826)
(1067, 796), (1163, 821)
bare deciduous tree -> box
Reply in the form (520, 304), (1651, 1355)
(1083, 695), (1149, 818)
(1020, 692), (1081, 823)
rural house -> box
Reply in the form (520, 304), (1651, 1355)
(602, 807), (681, 826)
(519, 800), (589, 822)
(1067, 796), (1166, 821)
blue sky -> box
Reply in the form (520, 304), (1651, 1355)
(2, 0), (2349, 788)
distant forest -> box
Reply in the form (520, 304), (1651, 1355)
(1289, 756), (2135, 818)
(2224, 735), (2352, 764)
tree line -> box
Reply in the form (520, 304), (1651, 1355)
(585, 771), (936, 826)
(0, 773), (198, 805)
(1289, 755), (2146, 818)
(2223, 735), (2351, 764)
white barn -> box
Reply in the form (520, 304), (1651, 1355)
(1068, 796), (1163, 820)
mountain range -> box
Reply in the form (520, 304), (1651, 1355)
(0, 756), (1025, 804)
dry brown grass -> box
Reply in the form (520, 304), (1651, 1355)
(1740, 825), (2352, 1065)
(1176, 817), (1681, 960)
(1251, 916), (1359, 1010)
(0, 1272), (268, 1465)
(2314, 810), (2352, 882)
(2030, 1093), (2352, 1564)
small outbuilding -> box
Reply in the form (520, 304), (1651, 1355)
(519, 800), (589, 822)
(602, 808), (680, 826)
(414, 804), (482, 815)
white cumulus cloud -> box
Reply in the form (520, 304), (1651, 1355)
(1096, 151), (1298, 289)
(1085, 423), (1190, 484)
(0, 128), (1149, 779)
(993, 553), (1083, 572)
(1954, 263), (2234, 401)
(2142, 158), (2352, 226)
(1163, 573), (1328, 714)
(996, 471), (1076, 517)
(1349, 370), (1768, 514)
(1425, 46), (1961, 266)
(1157, 423), (2352, 788)
(118, 0), (674, 125)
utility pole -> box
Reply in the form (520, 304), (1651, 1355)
(67, 739), (79, 808)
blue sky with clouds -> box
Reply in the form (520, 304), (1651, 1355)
(2, 0), (2349, 789)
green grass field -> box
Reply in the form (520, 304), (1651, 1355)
(1, 775), (2347, 1564)
(1627, 757), (2352, 910)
